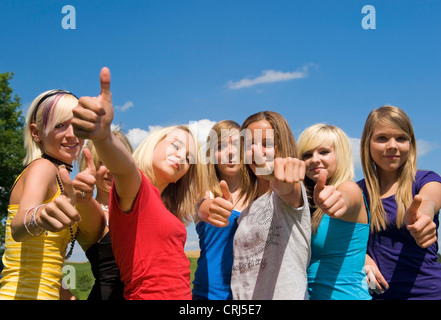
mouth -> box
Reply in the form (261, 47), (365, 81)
(62, 142), (80, 151)
(310, 167), (324, 173)
(167, 159), (180, 170)
(384, 155), (400, 160)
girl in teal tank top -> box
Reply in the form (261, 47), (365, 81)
(298, 124), (371, 300)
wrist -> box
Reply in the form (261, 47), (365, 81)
(24, 205), (47, 237)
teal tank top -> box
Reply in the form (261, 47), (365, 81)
(307, 207), (371, 300)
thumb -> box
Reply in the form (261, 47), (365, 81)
(314, 170), (327, 194)
(220, 180), (233, 203)
(58, 165), (76, 206)
(99, 67), (111, 100)
(83, 146), (96, 177)
(405, 195), (423, 225)
(252, 144), (266, 166)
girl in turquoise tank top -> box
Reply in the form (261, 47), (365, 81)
(298, 124), (371, 300)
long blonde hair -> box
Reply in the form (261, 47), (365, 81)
(239, 111), (298, 204)
(298, 124), (355, 233)
(206, 120), (241, 198)
(24, 90), (78, 165)
(132, 125), (207, 225)
(360, 105), (417, 232)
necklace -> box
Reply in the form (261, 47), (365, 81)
(42, 153), (79, 259)
(42, 153), (73, 172)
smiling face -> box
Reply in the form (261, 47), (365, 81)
(369, 123), (410, 175)
(152, 128), (196, 188)
(302, 142), (338, 183)
(33, 118), (83, 164)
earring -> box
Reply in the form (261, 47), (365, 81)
(34, 137), (40, 142)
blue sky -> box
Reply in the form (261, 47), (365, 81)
(1, 1), (441, 261)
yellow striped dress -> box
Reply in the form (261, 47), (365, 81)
(0, 178), (78, 300)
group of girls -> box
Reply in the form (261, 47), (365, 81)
(1, 66), (440, 300)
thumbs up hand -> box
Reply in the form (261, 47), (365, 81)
(72, 147), (97, 202)
(36, 166), (82, 232)
(207, 180), (234, 228)
(313, 170), (347, 218)
(404, 195), (437, 248)
(72, 67), (113, 142)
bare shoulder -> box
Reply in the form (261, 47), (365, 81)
(337, 181), (363, 197)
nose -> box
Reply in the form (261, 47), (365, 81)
(386, 138), (398, 150)
(66, 123), (75, 137)
(311, 151), (320, 164)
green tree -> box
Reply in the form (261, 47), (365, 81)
(0, 72), (25, 258)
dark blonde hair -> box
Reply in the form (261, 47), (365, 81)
(206, 120), (241, 198)
(239, 111), (298, 204)
(361, 105), (417, 232)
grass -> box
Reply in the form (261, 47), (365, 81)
(65, 252), (200, 300)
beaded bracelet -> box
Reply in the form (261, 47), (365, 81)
(23, 204), (46, 237)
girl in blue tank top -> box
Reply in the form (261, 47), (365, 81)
(192, 120), (249, 300)
(298, 124), (371, 300)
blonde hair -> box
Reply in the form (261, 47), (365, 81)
(79, 128), (134, 171)
(361, 105), (417, 232)
(132, 125), (207, 225)
(239, 111), (298, 204)
(206, 120), (241, 198)
(23, 90), (78, 165)
(298, 123), (354, 233)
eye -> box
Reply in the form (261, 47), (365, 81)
(263, 140), (274, 148)
(302, 152), (312, 160)
(171, 143), (179, 150)
(374, 135), (387, 142)
(55, 123), (64, 129)
(320, 150), (330, 155)
(396, 136), (409, 142)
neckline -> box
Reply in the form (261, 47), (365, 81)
(42, 153), (73, 172)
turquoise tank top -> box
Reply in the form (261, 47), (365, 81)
(307, 207), (371, 300)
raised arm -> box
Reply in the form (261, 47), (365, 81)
(404, 181), (441, 248)
(197, 181), (233, 227)
(270, 157), (305, 208)
(72, 67), (140, 212)
(313, 170), (367, 223)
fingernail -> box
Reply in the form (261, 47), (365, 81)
(59, 165), (66, 170)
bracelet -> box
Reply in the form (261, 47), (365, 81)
(23, 204), (46, 237)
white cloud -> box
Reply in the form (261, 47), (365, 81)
(189, 119), (218, 146)
(126, 126), (161, 149)
(417, 139), (439, 157)
(349, 137), (362, 171)
(125, 119), (217, 151)
(115, 101), (134, 112)
(227, 65), (310, 90)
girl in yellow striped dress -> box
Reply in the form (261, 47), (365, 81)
(0, 90), (90, 300)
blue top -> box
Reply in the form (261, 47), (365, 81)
(307, 200), (371, 300)
(192, 209), (240, 300)
(358, 170), (441, 300)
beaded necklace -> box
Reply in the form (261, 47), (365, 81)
(42, 153), (73, 172)
(42, 153), (79, 259)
